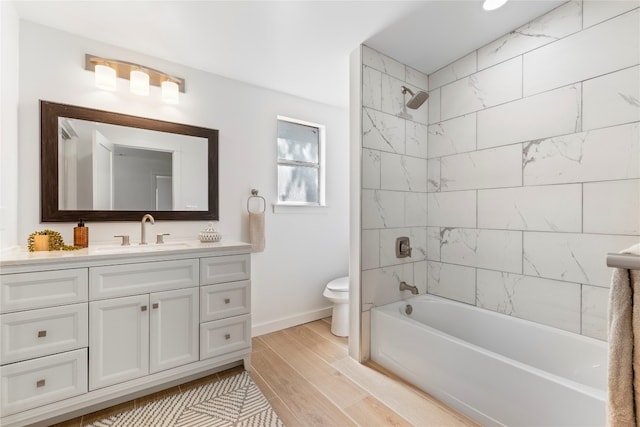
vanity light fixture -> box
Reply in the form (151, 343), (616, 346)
(130, 69), (150, 96)
(85, 54), (185, 104)
(94, 64), (117, 91)
(161, 80), (180, 104)
(482, 0), (508, 11)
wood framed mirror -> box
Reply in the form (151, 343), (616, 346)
(40, 100), (219, 221)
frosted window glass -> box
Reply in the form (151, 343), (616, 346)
(277, 121), (319, 163)
(277, 165), (319, 203)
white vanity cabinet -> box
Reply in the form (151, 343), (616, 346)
(89, 287), (199, 390)
(0, 268), (89, 417)
(88, 260), (200, 390)
(199, 256), (251, 360)
(0, 241), (252, 427)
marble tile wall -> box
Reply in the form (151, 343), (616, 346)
(360, 45), (429, 314)
(426, 0), (640, 341)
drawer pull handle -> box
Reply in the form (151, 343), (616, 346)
(141, 305), (148, 312)
(152, 303), (159, 309)
(225, 333), (231, 340)
(224, 298), (230, 304)
(37, 330), (47, 338)
(36, 379), (46, 388)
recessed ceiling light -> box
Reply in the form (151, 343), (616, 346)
(483, 0), (509, 11)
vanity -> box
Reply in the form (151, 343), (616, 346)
(0, 241), (251, 427)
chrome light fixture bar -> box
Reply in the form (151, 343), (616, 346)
(85, 54), (185, 103)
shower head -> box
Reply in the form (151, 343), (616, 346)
(401, 86), (429, 109)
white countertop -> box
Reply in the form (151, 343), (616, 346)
(0, 240), (252, 268)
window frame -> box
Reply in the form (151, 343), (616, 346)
(276, 115), (326, 207)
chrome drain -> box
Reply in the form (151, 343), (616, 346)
(405, 304), (413, 315)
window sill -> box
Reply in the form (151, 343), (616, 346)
(272, 204), (328, 214)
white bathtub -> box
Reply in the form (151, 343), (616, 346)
(371, 295), (607, 427)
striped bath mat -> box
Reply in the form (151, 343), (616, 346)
(87, 371), (283, 426)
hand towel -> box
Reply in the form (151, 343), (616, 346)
(249, 211), (265, 252)
(608, 244), (640, 427)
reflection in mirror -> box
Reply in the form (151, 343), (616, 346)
(57, 118), (207, 211)
(41, 101), (218, 222)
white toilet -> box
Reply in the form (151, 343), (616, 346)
(323, 276), (349, 337)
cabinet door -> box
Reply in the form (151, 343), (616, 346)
(89, 295), (149, 391)
(149, 288), (199, 374)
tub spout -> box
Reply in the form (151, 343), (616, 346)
(399, 281), (419, 295)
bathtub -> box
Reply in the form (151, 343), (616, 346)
(371, 295), (607, 427)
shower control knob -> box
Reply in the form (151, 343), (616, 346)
(396, 236), (412, 258)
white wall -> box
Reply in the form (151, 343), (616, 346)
(16, 21), (349, 334)
(425, 0), (639, 341)
(0, 1), (19, 251)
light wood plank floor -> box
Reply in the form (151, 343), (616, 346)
(52, 318), (478, 426)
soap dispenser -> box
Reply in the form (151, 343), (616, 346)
(74, 219), (89, 248)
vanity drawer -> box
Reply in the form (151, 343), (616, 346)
(0, 269), (88, 313)
(0, 348), (88, 416)
(90, 259), (199, 300)
(200, 314), (251, 360)
(1, 303), (88, 365)
(200, 254), (250, 285)
(200, 281), (250, 322)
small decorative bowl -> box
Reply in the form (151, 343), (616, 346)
(199, 223), (222, 242)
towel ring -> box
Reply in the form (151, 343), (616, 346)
(247, 189), (266, 213)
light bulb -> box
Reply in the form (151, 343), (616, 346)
(161, 81), (179, 104)
(483, 0), (508, 11)
(95, 64), (116, 90)
(130, 69), (149, 96)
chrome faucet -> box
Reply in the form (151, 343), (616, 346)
(140, 214), (155, 245)
(399, 281), (419, 295)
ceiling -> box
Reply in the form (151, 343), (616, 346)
(12, 0), (564, 107)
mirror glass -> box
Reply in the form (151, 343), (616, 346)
(41, 101), (219, 222)
(58, 118), (207, 211)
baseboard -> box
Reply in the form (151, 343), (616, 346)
(252, 306), (333, 337)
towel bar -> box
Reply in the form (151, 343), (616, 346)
(247, 189), (266, 213)
(607, 253), (640, 270)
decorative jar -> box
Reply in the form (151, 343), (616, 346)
(199, 223), (222, 242)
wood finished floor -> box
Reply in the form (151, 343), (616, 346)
(52, 318), (478, 426)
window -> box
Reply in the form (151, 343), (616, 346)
(276, 116), (325, 206)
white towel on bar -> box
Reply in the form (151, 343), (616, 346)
(249, 211), (265, 252)
(608, 244), (640, 427)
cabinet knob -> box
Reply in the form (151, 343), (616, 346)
(141, 305), (148, 312)
(36, 379), (46, 388)
(225, 333), (231, 340)
(152, 303), (159, 309)
(37, 330), (47, 338)
(224, 298), (230, 304)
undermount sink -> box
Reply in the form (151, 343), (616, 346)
(91, 242), (192, 254)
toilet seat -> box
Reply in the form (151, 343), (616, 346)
(326, 276), (348, 292)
